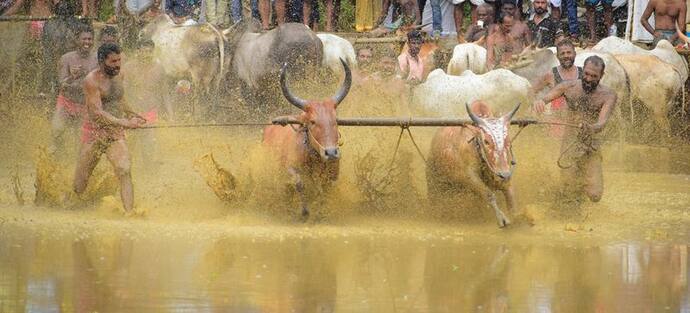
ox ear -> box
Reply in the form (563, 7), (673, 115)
(332, 58), (352, 107)
(280, 62), (308, 111)
(502, 103), (521, 122)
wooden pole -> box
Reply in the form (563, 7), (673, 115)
(272, 116), (544, 127)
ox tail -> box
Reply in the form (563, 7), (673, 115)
(621, 60), (633, 136)
(206, 23), (225, 91)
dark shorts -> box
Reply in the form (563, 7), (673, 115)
(585, 0), (614, 6)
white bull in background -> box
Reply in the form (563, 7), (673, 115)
(316, 33), (357, 76)
(593, 36), (688, 82)
(412, 69), (531, 117)
(446, 43), (487, 76)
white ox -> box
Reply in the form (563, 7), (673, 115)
(446, 43), (487, 76)
(316, 33), (357, 76)
(593, 36), (688, 82)
(412, 69), (531, 117)
(139, 14), (226, 91)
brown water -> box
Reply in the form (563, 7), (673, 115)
(1, 222), (689, 313)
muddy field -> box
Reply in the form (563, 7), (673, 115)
(1, 24), (690, 311)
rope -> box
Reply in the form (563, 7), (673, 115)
(136, 122), (272, 129)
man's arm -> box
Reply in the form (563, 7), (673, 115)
(486, 36), (496, 70)
(588, 91), (617, 133)
(675, 3), (687, 42)
(83, 77), (138, 128)
(522, 23), (533, 47)
(530, 71), (554, 96)
(532, 80), (572, 113)
(640, 0), (658, 37)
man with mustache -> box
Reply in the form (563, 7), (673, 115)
(50, 24), (98, 154)
(530, 40), (580, 95)
(532, 55), (617, 204)
(527, 0), (563, 48)
(74, 43), (147, 217)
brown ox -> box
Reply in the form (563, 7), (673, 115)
(426, 101), (521, 227)
(263, 59), (351, 218)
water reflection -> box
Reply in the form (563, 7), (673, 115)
(0, 231), (688, 313)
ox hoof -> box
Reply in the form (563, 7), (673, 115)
(300, 208), (310, 222)
(496, 214), (512, 228)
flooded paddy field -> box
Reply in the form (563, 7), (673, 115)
(1, 41), (690, 311)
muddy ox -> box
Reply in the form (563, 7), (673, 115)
(262, 59), (351, 218)
(226, 22), (323, 110)
(426, 101), (521, 227)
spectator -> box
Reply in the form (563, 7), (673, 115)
(585, 0), (613, 45)
(563, 0), (579, 43)
(501, 2), (531, 47)
(304, 0), (336, 31)
(259, 0), (286, 29)
(548, 0), (560, 20)
(99, 25), (119, 45)
(527, 0), (563, 47)
(501, 0), (522, 19)
(396, 30), (425, 82)
(453, 0), (483, 37)
(641, 0), (686, 46)
(206, 0), (229, 26)
(465, 3), (495, 43)
(487, 12), (519, 69)
(229, 0), (260, 23)
(166, 0), (201, 24)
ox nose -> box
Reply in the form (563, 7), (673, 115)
(324, 148), (340, 160)
(497, 171), (512, 180)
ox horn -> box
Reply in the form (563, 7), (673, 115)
(676, 21), (690, 45)
(280, 62), (308, 111)
(465, 102), (485, 126)
(331, 58), (352, 107)
(503, 103), (521, 121)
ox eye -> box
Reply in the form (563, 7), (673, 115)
(484, 139), (490, 145)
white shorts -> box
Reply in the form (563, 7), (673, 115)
(451, 0), (485, 6)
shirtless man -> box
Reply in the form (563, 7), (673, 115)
(464, 4), (495, 43)
(641, 0), (687, 46)
(486, 12), (521, 70)
(50, 25), (98, 154)
(74, 43), (146, 216)
(533, 56), (617, 203)
(501, 2), (532, 49)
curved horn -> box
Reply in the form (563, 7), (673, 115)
(280, 62), (307, 111)
(503, 103), (521, 120)
(676, 21), (690, 45)
(465, 102), (484, 126)
(331, 58), (352, 106)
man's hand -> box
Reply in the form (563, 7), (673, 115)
(532, 99), (547, 114)
(653, 31), (662, 39)
(124, 117), (146, 128)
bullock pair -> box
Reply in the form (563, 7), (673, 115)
(265, 59), (524, 227)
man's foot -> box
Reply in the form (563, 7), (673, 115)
(569, 35), (580, 46)
(122, 207), (147, 218)
(432, 29), (441, 40)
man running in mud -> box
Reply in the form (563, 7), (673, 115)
(532, 55), (617, 203)
(641, 0), (687, 46)
(50, 24), (98, 154)
(74, 43), (146, 217)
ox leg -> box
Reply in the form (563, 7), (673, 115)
(466, 173), (511, 227)
(288, 167), (309, 219)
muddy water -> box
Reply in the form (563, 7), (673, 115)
(1, 225), (689, 313)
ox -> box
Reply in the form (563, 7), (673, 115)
(412, 69), (530, 117)
(593, 36), (688, 82)
(446, 43), (488, 76)
(226, 22), (323, 111)
(139, 14), (226, 117)
(263, 59), (351, 218)
(316, 33), (357, 76)
(426, 101), (521, 227)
